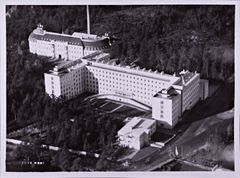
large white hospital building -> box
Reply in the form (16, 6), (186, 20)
(28, 25), (208, 129)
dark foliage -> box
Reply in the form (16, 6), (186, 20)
(91, 5), (234, 80)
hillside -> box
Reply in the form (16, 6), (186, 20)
(172, 109), (234, 169)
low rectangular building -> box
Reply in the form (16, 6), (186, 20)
(117, 117), (156, 150)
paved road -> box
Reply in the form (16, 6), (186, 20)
(130, 148), (172, 171)
(7, 138), (100, 158)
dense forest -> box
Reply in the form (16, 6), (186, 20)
(100, 5), (234, 80)
(7, 48), (122, 152)
(7, 5), (234, 80)
(6, 5), (235, 170)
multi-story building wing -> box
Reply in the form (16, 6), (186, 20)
(174, 71), (201, 112)
(28, 24), (110, 60)
(152, 70), (202, 128)
(152, 87), (182, 128)
(45, 59), (86, 98)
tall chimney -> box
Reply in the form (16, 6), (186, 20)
(87, 5), (90, 34)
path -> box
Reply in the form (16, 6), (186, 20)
(7, 138), (100, 158)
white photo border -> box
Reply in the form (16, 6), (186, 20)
(0, 0), (239, 178)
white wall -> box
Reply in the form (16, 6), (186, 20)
(85, 64), (172, 106)
(152, 96), (174, 128)
(171, 94), (182, 126)
(68, 45), (83, 60)
(44, 73), (61, 97)
(182, 74), (200, 112)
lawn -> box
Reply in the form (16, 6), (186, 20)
(100, 102), (120, 111)
(91, 98), (107, 107)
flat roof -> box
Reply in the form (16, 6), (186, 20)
(154, 87), (179, 99)
(118, 117), (156, 137)
(46, 59), (86, 77)
(174, 70), (199, 86)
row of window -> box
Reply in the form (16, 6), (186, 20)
(88, 68), (167, 84)
(34, 41), (106, 56)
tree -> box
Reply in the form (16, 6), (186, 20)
(96, 153), (109, 171)
(58, 149), (72, 171)
(71, 157), (82, 171)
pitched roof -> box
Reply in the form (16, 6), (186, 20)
(29, 30), (110, 48)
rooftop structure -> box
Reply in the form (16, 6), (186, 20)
(154, 87), (179, 99)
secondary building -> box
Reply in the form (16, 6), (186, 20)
(117, 117), (156, 150)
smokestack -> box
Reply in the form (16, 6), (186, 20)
(87, 5), (90, 34)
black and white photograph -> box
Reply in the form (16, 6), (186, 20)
(0, 1), (239, 177)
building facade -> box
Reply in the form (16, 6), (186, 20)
(44, 60), (86, 98)
(152, 70), (203, 128)
(28, 24), (110, 60)
(152, 87), (182, 128)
